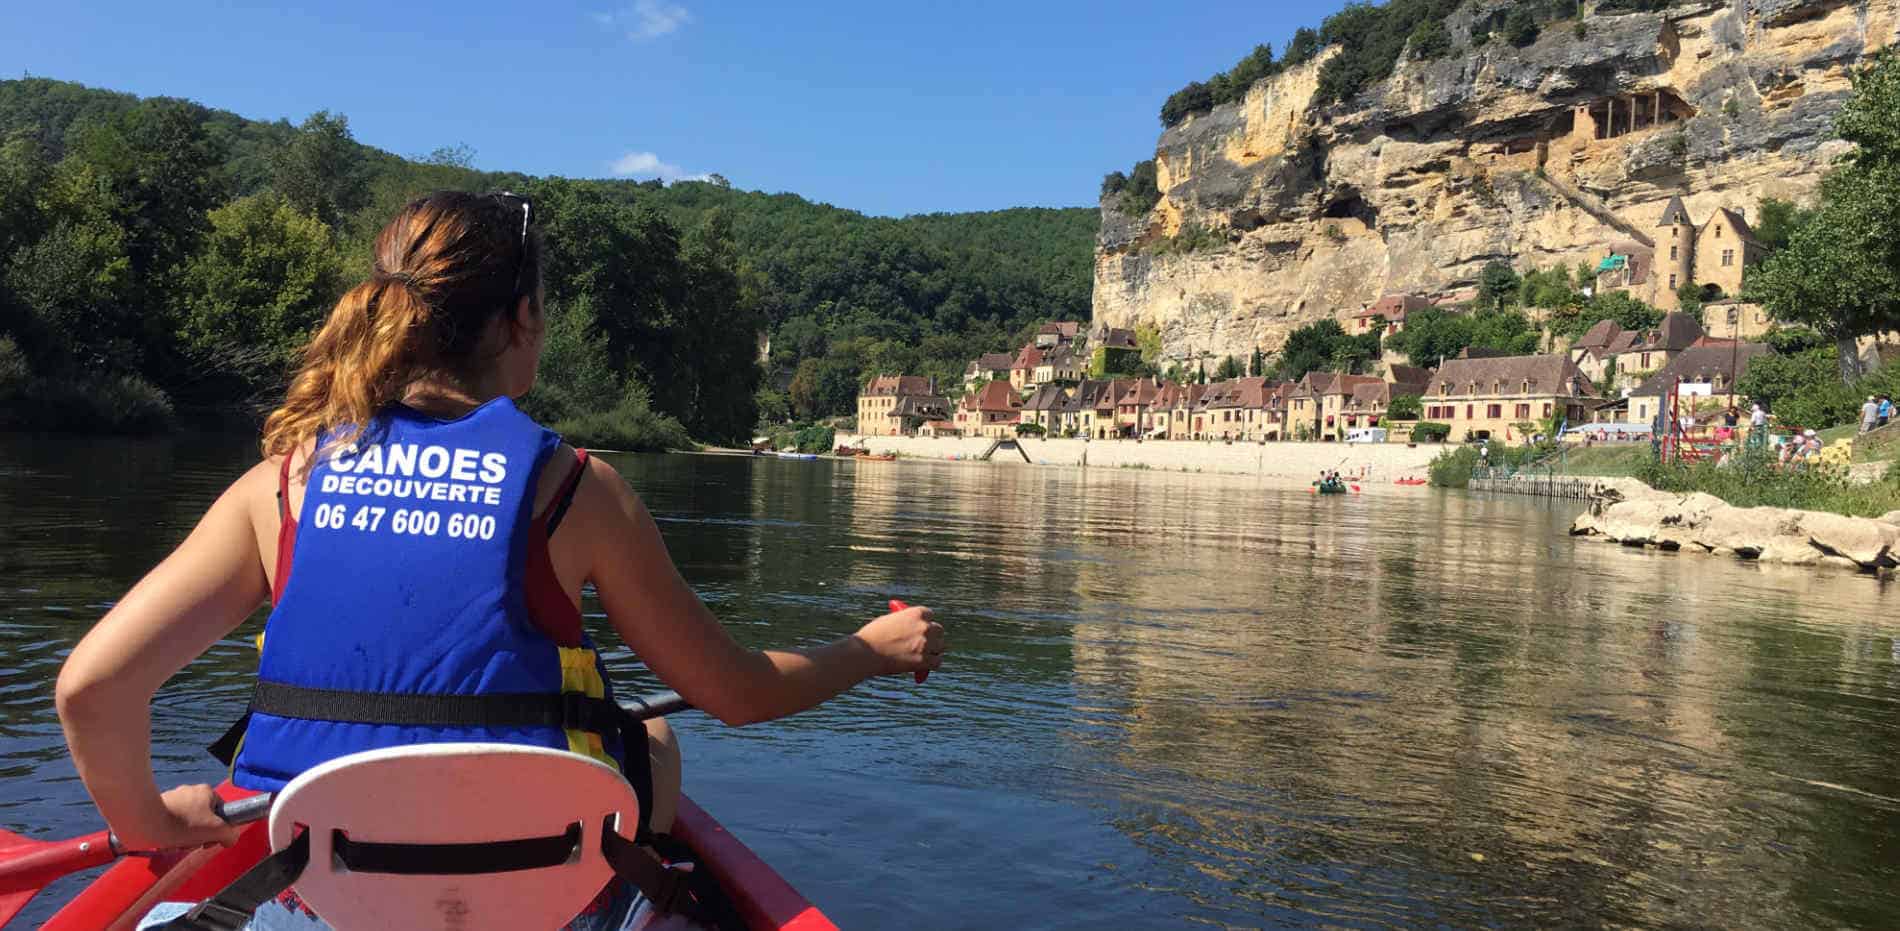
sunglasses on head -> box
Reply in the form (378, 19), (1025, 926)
(493, 191), (533, 295)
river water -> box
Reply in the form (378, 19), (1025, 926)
(3, 434), (1899, 929)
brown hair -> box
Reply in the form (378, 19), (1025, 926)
(261, 192), (541, 461)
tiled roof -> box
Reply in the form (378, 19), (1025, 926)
(970, 353), (1014, 373)
(1627, 312), (1705, 353)
(1038, 321), (1082, 339)
(1575, 320), (1622, 351)
(892, 396), (950, 418)
(1013, 345), (1043, 370)
(1427, 354), (1598, 399)
(965, 380), (1023, 413)
(1633, 343), (1771, 396)
(1386, 365), (1431, 392)
(1356, 294), (1433, 320)
(861, 374), (934, 397)
(1116, 379), (1162, 407)
(1022, 383), (1070, 411)
(1657, 195), (1693, 227)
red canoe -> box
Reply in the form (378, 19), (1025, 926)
(39, 786), (835, 931)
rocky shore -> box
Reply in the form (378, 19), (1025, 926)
(1570, 478), (1900, 572)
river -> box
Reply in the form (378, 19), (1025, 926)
(3, 434), (1898, 929)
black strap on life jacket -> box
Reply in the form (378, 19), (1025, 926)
(158, 820), (702, 930)
(208, 682), (657, 843)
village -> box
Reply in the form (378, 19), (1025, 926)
(857, 197), (1785, 450)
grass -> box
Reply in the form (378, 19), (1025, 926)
(1636, 448), (1900, 518)
(1553, 444), (1656, 477)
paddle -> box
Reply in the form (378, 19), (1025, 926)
(0, 690), (690, 922)
(889, 600), (927, 684)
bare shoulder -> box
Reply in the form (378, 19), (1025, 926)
(578, 453), (643, 514)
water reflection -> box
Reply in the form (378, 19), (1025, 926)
(1, 437), (1897, 929)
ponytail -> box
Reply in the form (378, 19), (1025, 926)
(260, 192), (539, 464)
(261, 274), (434, 461)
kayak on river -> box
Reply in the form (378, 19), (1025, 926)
(31, 193), (947, 929)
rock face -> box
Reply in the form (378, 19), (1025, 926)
(1094, 0), (1900, 365)
(1570, 478), (1900, 571)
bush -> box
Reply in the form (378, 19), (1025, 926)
(1016, 422), (1046, 436)
(767, 423), (835, 454)
(1428, 446), (1479, 486)
(1114, 160), (1162, 216)
(552, 383), (695, 452)
(0, 373), (176, 434)
(1413, 421), (1451, 442)
(1387, 393), (1422, 420)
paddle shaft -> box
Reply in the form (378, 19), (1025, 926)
(0, 690), (688, 898)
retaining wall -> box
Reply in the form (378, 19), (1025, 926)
(836, 434), (1442, 479)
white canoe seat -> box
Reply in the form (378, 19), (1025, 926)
(260, 742), (643, 929)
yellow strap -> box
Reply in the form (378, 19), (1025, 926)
(558, 647), (616, 766)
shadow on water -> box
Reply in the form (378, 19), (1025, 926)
(2, 437), (1898, 928)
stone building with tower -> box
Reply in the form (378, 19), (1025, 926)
(1596, 196), (1764, 311)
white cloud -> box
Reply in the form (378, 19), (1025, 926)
(608, 150), (708, 183)
(594, 0), (692, 40)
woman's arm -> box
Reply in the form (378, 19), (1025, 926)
(56, 462), (274, 849)
(572, 458), (943, 727)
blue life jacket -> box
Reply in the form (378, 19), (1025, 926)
(230, 398), (635, 798)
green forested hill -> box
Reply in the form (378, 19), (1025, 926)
(0, 78), (1096, 440)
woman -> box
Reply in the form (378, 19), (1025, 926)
(55, 192), (944, 927)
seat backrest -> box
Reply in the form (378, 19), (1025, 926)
(269, 742), (639, 931)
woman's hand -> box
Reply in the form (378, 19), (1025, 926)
(114, 785), (244, 851)
(854, 605), (946, 676)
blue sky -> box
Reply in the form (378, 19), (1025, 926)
(3, 0), (1350, 217)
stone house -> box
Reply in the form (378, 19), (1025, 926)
(856, 375), (941, 437)
(1700, 299), (1772, 342)
(1629, 341), (1772, 429)
(1032, 344), (1083, 386)
(1020, 383), (1070, 433)
(917, 420), (959, 438)
(1060, 379), (1116, 438)
(1422, 354), (1599, 443)
(1569, 320), (1640, 385)
(1164, 382), (1209, 440)
(1114, 379), (1164, 438)
(954, 380), (1023, 439)
(1352, 294), (1433, 337)
(1614, 312), (1705, 390)
(1034, 321), (1082, 349)
(964, 352), (1013, 392)
(1598, 197), (1766, 310)
(1010, 345), (1044, 393)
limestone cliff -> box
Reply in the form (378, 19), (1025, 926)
(1095, 0), (1900, 365)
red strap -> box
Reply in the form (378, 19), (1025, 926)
(276, 454), (292, 524)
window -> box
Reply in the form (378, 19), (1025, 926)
(1721, 249), (1734, 267)
(1668, 274), (1677, 289)
(1642, 353), (1652, 369)
(1487, 404), (1503, 418)
(1466, 404), (1474, 419)
(1727, 306), (1739, 325)
(1715, 225), (1722, 238)
(1672, 227), (1679, 238)
(1513, 403), (1530, 419)
(1669, 245), (1678, 259)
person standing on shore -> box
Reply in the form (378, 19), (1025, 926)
(1862, 396), (1879, 433)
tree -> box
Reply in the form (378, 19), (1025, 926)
(1216, 355), (1245, 379)
(1272, 319), (1367, 381)
(1387, 394), (1422, 420)
(1284, 27), (1321, 66)
(1135, 322), (1163, 370)
(1748, 52), (1900, 382)
(1753, 197), (1811, 255)
(1502, 7), (1539, 47)
(1408, 19), (1451, 60)
(176, 193), (343, 378)
(271, 111), (366, 229)
(1249, 346), (1265, 377)
(1675, 281), (1707, 318)
(1477, 261), (1521, 311)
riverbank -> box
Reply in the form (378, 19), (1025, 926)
(1571, 477), (1900, 572)
(833, 433), (1442, 480)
